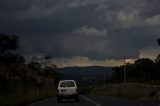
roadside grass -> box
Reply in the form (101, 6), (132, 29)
(91, 83), (160, 102)
(0, 88), (56, 106)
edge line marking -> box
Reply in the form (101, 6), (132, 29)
(80, 95), (102, 106)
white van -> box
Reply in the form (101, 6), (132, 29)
(57, 80), (79, 102)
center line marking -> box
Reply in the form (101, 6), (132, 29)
(80, 95), (102, 106)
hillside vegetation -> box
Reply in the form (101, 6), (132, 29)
(91, 38), (160, 102)
(110, 58), (160, 85)
(0, 34), (62, 106)
(109, 38), (160, 84)
(91, 83), (160, 102)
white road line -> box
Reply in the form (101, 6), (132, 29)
(80, 95), (102, 106)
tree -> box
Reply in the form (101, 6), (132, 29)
(0, 34), (19, 55)
(44, 55), (51, 66)
(158, 38), (160, 46)
(133, 58), (156, 81)
(45, 55), (51, 60)
(0, 34), (25, 64)
(111, 66), (124, 83)
(155, 38), (160, 63)
(28, 62), (41, 75)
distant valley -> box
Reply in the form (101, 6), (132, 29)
(56, 66), (113, 75)
(56, 66), (113, 87)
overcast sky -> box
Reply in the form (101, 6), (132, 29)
(0, 0), (160, 67)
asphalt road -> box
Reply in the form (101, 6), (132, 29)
(27, 95), (160, 106)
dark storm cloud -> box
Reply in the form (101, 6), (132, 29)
(0, 0), (60, 12)
(0, 0), (99, 35)
(0, 0), (160, 60)
(108, 26), (159, 59)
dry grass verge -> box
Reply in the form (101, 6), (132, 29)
(91, 83), (160, 102)
(0, 88), (56, 106)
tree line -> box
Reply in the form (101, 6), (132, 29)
(110, 39), (160, 84)
(0, 34), (62, 105)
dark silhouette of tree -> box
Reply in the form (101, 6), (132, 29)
(154, 38), (160, 82)
(110, 39), (160, 84)
(158, 38), (160, 46)
(0, 34), (24, 64)
(28, 62), (42, 75)
(0, 34), (62, 106)
(155, 54), (160, 64)
(111, 58), (160, 83)
(45, 55), (51, 60)
(111, 66), (124, 83)
(134, 58), (156, 81)
(0, 54), (25, 64)
(44, 55), (51, 67)
(155, 38), (160, 64)
(44, 55), (56, 69)
(0, 34), (19, 55)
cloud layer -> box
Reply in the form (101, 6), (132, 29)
(0, 0), (160, 62)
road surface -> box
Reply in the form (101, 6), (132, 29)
(27, 95), (160, 106)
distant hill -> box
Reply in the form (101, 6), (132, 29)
(56, 66), (113, 87)
(56, 66), (113, 75)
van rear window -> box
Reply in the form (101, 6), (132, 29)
(60, 81), (75, 87)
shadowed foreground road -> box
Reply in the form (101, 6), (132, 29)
(27, 95), (160, 106)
